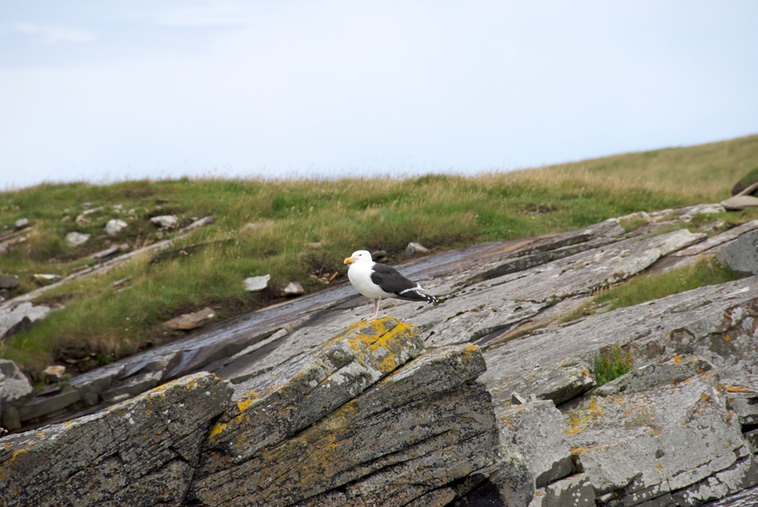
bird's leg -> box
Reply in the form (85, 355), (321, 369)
(372, 299), (380, 319)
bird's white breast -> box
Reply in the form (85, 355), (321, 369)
(347, 262), (393, 299)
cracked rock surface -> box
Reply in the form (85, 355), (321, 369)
(2, 204), (757, 505)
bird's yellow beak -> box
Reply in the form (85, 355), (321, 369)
(344, 256), (355, 265)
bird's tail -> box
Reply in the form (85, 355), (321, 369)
(397, 286), (439, 304)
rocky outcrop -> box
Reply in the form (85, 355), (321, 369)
(0, 372), (231, 506)
(2, 203), (757, 505)
(0, 318), (514, 506)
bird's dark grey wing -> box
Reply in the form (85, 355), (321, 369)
(371, 263), (438, 303)
(370, 263), (417, 293)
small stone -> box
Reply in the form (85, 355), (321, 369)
(182, 215), (214, 231)
(75, 206), (103, 225)
(90, 244), (122, 260)
(0, 275), (20, 289)
(244, 274), (271, 292)
(14, 218), (29, 229)
(33, 273), (62, 284)
(43, 365), (67, 383)
(105, 219), (128, 237)
(162, 307), (217, 331)
(511, 392), (527, 405)
(283, 282), (305, 297)
(406, 242), (430, 256)
(66, 231), (90, 247)
(150, 215), (179, 229)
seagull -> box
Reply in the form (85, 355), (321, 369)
(344, 250), (439, 319)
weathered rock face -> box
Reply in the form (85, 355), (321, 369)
(0, 372), (232, 507)
(2, 203), (757, 506)
(0, 318), (512, 506)
(566, 356), (754, 505)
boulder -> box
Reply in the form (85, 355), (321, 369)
(65, 231), (90, 247)
(14, 218), (29, 229)
(104, 219), (128, 237)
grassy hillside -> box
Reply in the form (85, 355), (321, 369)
(1, 135), (757, 379)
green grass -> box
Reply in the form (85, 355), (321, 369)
(1, 135), (757, 378)
(564, 256), (742, 322)
(594, 345), (634, 386)
(594, 257), (740, 310)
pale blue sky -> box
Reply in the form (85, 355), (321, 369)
(1, 1), (757, 190)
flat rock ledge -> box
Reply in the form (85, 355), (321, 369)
(0, 317), (524, 506)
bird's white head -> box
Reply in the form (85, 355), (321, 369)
(344, 250), (372, 265)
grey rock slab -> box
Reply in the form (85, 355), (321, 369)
(482, 277), (757, 407)
(497, 399), (574, 488)
(200, 317), (425, 469)
(727, 391), (758, 426)
(718, 228), (758, 274)
(704, 484), (758, 507)
(0, 372), (233, 507)
(563, 355), (748, 503)
(18, 388), (82, 422)
(101, 370), (164, 403)
(594, 355), (715, 397)
(675, 219), (758, 257)
(70, 364), (124, 406)
(671, 455), (758, 506)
